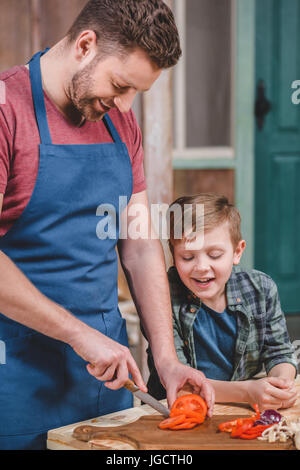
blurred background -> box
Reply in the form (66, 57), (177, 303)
(1, 0), (299, 380)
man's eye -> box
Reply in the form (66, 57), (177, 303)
(112, 82), (129, 92)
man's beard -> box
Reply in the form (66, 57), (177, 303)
(68, 58), (106, 122)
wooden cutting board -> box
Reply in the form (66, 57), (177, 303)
(72, 415), (295, 450)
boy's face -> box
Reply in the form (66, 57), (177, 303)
(173, 221), (246, 309)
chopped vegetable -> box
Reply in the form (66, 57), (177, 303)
(171, 394), (207, 418)
(258, 417), (300, 449)
(158, 414), (186, 429)
(218, 403), (260, 435)
(171, 418), (201, 430)
(218, 404), (277, 440)
(254, 409), (282, 426)
(230, 418), (255, 437)
(218, 418), (239, 433)
(158, 394), (207, 431)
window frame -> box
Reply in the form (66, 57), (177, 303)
(173, 0), (236, 166)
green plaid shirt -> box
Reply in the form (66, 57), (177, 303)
(147, 265), (298, 399)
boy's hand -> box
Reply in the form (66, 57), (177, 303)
(277, 378), (298, 409)
(156, 359), (215, 417)
(247, 377), (298, 411)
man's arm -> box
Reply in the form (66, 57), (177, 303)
(118, 191), (177, 366)
(118, 191), (215, 413)
(0, 194), (146, 391)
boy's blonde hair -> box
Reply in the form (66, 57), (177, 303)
(168, 193), (242, 253)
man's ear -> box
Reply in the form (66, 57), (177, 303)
(233, 240), (246, 265)
(74, 30), (98, 62)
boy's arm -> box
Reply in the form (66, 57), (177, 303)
(260, 279), (298, 377)
(208, 379), (249, 403)
(268, 363), (297, 381)
(208, 376), (297, 411)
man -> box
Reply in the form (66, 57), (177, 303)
(0, 0), (214, 449)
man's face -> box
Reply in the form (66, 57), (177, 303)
(173, 221), (245, 309)
(67, 48), (161, 121)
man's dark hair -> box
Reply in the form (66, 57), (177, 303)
(67, 0), (182, 68)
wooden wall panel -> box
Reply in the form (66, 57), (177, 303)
(174, 169), (235, 204)
(0, 0), (87, 70)
(38, 0), (87, 50)
(0, 0), (32, 71)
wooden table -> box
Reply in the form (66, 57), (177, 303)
(47, 376), (300, 450)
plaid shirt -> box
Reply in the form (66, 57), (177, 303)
(147, 265), (298, 398)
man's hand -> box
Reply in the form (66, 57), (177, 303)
(156, 359), (215, 417)
(247, 377), (297, 411)
(69, 324), (147, 392)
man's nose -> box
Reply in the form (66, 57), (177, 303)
(114, 90), (137, 113)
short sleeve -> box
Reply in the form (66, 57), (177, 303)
(0, 106), (12, 195)
(127, 111), (146, 194)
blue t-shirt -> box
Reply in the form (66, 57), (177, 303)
(193, 303), (237, 380)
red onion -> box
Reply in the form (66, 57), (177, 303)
(253, 409), (282, 426)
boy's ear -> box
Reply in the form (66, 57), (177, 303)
(233, 240), (246, 265)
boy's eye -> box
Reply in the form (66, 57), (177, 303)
(182, 256), (194, 261)
(209, 253), (223, 259)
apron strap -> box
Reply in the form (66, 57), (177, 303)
(29, 49), (53, 145)
(103, 114), (123, 145)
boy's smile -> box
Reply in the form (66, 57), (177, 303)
(173, 221), (246, 312)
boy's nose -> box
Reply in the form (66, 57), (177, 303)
(193, 260), (211, 274)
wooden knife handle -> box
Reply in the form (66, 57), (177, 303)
(88, 367), (138, 393)
(123, 379), (139, 393)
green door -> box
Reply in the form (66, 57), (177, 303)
(255, 0), (300, 313)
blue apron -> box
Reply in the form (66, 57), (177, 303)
(0, 50), (133, 449)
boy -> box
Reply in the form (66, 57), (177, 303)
(147, 194), (298, 410)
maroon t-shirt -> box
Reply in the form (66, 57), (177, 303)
(0, 66), (146, 237)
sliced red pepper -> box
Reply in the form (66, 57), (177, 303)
(239, 433), (261, 440)
(218, 419), (238, 433)
(219, 417), (254, 434)
(230, 419), (254, 438)
(238, 423), (273, 440)
(244, 424), (273, 435)
(218, 404), (261, 438)
(252, 403), (260, 419)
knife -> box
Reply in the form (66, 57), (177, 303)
(124, 379), (170, 418)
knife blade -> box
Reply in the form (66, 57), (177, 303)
(124, 379), (170, 417)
